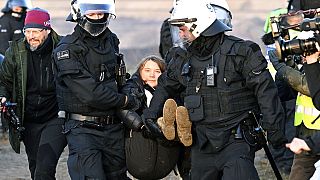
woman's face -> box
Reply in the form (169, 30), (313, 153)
(140, 60), (162, 88)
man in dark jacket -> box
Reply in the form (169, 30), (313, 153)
(144, 1), (287, 179)
(0, 8), (67, 180)
(53, 0), (133, 179)
(0, 0), (32, 54)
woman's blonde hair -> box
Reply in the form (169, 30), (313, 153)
(136, 55), (166, 75)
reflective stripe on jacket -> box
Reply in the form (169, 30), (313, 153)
(295, 93), (320, 130)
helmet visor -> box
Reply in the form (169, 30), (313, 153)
(168, 18), (197, 27)
(79, 3), (114, 15)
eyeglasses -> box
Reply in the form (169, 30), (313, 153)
(23, 29), (45, 36)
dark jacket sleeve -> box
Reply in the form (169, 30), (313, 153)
(304, 132), (320, 155)
(304, 62), (320, 110)
(0, 15), (12, 55)
(0, 46), (15, 98)
(242, 41), (284, 130)
(276, 65), (310, 96)
(120, 74), (145, 112)
(53, 43), (126, 110)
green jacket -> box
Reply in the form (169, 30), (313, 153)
(0, 30), (61, 123)
(277, 65), (310, 96)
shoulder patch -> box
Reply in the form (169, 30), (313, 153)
(57, 50), (70, 60)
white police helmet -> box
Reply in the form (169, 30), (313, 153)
(67, 0), (116, 36)
(169, 0), (231, 39)
(210, 0), (232, 29)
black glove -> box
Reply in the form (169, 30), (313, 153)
(142, 118), (164, 139)
(117, 109), (143, 131)
(268, 49), (286, 71)
(267, 130), (288, 149)
(124, 95), (140, 111)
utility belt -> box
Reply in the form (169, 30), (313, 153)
(64, 113), (120, 130)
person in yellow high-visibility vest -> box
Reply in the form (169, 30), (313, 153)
(261, 1), (301, 175)
(269, 48), (320, 180)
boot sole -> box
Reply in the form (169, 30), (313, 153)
(176, 106), (192, 146)
(162, 99), (177, 140)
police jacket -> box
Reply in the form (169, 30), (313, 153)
(0, 11), (25, 54)
(53, 25), (127, 117)
(0, 30), (61, 123)
(144, 33), (284, 131)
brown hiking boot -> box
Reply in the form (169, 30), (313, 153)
(161, 99), (177, 140)
(157, 117), (165, 130)
(176, 106), (192, 146)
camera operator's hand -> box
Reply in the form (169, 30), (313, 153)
(286, 137), (311, 154)
(267, 129), (288, 149)
(305, 51), (320, 64)
(142, 118), (164, 139)
(268, 49), (286, 71)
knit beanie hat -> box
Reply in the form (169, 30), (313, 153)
(24, 8), (51, 29)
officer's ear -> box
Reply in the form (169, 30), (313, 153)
(46, 29), (51, 35)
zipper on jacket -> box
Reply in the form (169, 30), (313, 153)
(39, 56), (43, 91)
(46, 67), (49, 89)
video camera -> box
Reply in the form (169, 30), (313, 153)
(270, 9), (320, 62)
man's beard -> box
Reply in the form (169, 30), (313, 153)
(29, 45), (39, 51)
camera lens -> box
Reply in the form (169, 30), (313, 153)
(280, 38), (318, 57)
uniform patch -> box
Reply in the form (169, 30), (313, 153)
(57, 50), (70, 60)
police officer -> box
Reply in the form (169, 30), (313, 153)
(0, 0), (32, 54)
(53, 0), (134, 179)
(144, 1), (287, 179)
(159, 0), (233, 62)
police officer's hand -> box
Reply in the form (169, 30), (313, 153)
(124, 95), (140, 111)
(267, 129), (288, 149)
(142, 118), (164, 139)
(117, 109), (143, 131)
(268, 49), (286, 71)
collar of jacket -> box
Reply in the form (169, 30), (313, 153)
(74, 24), (111, 41)
(187, 33), (224, 57)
